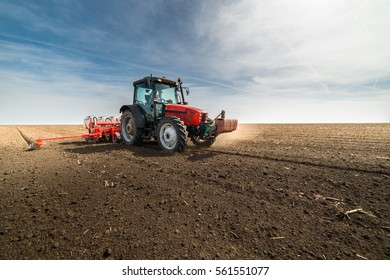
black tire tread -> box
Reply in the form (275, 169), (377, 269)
(157, 116), (187, 153)
(120, 110), (143, 146)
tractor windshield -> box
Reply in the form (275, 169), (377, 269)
(134, 82), (181, 105)
(155, 83), (179, 104)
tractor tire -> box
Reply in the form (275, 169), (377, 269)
(190, 136), (216, 148)
(114, 132), (122, 143)
(157, 117), (187, 153)
(120, 110), (143, 146)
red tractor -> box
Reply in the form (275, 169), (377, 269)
(120, 76), (238, 152)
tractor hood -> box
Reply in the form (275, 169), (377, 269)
(164, 104), (206, 127)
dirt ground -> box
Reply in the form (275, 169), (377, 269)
(0, 123), (389, 260)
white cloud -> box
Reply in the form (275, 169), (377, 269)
(188, 85), (390, 123)
(0, 41), (133, 124)
(194, 0), (390, 99)
(0, 68), (131, 124)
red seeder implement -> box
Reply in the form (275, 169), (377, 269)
(29, 116), (121, 150)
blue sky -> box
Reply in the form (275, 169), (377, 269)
(0, 0), (389, 124)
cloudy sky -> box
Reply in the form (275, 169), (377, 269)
(0, 0), (389, 124)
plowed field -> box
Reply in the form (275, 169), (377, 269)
(0, 124), (389, 260)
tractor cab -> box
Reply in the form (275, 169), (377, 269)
(133, 76), (188, 122)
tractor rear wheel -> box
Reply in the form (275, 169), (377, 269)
(120, 110), (143, 146)
(190, 136), (216, 148)
(114, 132), (122, 143)
(157, 117), (187, 152)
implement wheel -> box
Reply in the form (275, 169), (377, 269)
(120, 110), (143, 146)
(157, 117), (187, 153)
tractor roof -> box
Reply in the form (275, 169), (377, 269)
(133, 76), (177, 87)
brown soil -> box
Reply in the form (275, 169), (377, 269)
(0, 124), (389, 260)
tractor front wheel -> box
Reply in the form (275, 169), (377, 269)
(157, 117), (187, 153)
(120, 110), (143, 146)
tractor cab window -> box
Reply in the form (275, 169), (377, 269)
(134, 83), (153, 106)
(155, 83), (178, 104)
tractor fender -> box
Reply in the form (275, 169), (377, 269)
(119, 105), (146, 129)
